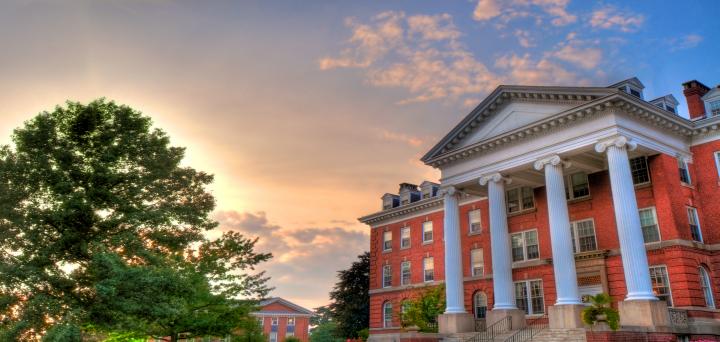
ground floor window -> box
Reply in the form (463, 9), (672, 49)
(383, 302), (393, 328)
(515, 280), (544, 315)
(474, 291), (487, 319)
(699, 266), (715, 309)
(269, 332), (278, 342)
(649, 265), (672, 306)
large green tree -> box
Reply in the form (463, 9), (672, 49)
(0, 100), (272, 341)
(328, 252), (369, 339)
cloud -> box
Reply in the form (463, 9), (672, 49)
(589, 6), (644, 32)
(379, 129), (424, 147)
(495, 53), (581, 85)
(215, 211), (369, 308)
(666, 34), (703, 51)
(473, 0), (576, 27)
(513, 29), (534, 48)
(319, 11), (502, 104)
(551, 33), (602, 69)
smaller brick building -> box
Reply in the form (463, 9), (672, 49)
(252, 297), (313, 342)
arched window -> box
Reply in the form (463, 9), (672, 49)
(474, 291), (488, 319)
(383, 302), (393, 328)
(699, 266), (715, 309)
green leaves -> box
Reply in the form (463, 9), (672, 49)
(0, 100), (271, 340)
(327, 252), (369, 339)
(401, 285), (445, 333)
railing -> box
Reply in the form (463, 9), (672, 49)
(504, 315), (548, 342)
(465, 316), (512, 342)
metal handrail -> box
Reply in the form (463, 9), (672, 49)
(504, 315), (548, 342)
(465, 316), (512, 342)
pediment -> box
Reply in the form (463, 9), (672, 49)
(702, 87), (720, 101)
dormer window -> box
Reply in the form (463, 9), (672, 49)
(629, 88), (641, 98)
(666, 105), (676, 113)
(709, 100), (720, 117)
(610, 77), (645, 100)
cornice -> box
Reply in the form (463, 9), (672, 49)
(358, 197), (444, 226)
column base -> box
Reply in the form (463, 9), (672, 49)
(548, 304), (585, 329)
(487, 309), (526, 330)
(438, 312), (475, 334)
(618, 300), (670, 329)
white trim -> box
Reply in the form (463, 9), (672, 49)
(423, 256), (435, 282)
(400, 261), (411, 286)
(400, 227), (411, 249)
(565, 171), (590, 200)
(687, 206), (703, 243)
(513, 279), (545, 315)
(383, 231), (393, 252)
(649, 265), (673, 307)
(510, 229), (539, 262)
(470, 248), (484, 277)
(638, 206), (662, 243)
(468, 209), (482, 234)
(699, 266), (716, 309)
(382, 264), (392, 288)
(714, 151), (720, 180)
(422, 221), (434, 243)
(570, 218), (598, 253)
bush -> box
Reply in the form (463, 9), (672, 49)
(285, 337), (302, 342)
(401, 285), (445, 333)
(581, 293), (620, 331)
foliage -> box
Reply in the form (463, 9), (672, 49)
(401, 285), (445, 333)
(310, 322), (344, 342)
(311, 306), (333, 326)
(356, 328), (369, 341)
(285, 336), (302, 342)
(581, 293), (620, 331)
(328, 252), (370, 339)
(232, 317), (266, 342)
(0, 100), (272, 341)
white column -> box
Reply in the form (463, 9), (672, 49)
(595, 136), (657, 301)
(479, 173), (516, 310)
(534, 155), (582, 305)
(442, 186), (466, 313)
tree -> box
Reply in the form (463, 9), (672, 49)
(0, 100), (272, 341)
(401, 285), (445, 333)
(311, 306), (333, 326)
(309, 322), (343, 342)
(328, 252), (369, 339)
(232, 316), (266, 342)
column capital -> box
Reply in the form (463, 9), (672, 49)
(533, 155), (571, 171)
(439, 186), (458, 197)
(594, 135), (637, 154)
(478, 173), (512, 186)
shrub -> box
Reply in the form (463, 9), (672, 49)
(581, 293), (620, 331)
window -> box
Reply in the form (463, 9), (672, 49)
(511, 230), (539, 262)
(270, 332), (278, 342)
(271, 317), (279, 326)
(383, 231), (392, 251)
(469, 209), (482, 233)
(506, 187), (534, 213)
(515, 280), (544, 315)
(687, 207), (703, 242)
(630, 88), (641, 98)
(400, 227), (411, 249)
(714, 152), (720, 179)
(422, 221), (433, 243)
(287, 317), (296, 335)
(470, 248), (484, 276)
(474, 292), (488, 319)
(287, 317), (295, 326)
(570, 219), (597, 253)
(423, 257), (434, 282)
(678, 159), (691, 184)
(709, 100), (720, 117)
(699, 266), (716, 309)
(401, 300), (411, 319)
(566, 172), (590, 200)
(382, 265), (392, 288)
(401, 261), (411, 286)
(666, 105), (676, 113)
(257, 317), (264, 326)
(639, 208), (660, 243)
(629, 156), (650, 185)
(383, 302), (393, 328)
(286, 332), (294, 338)
(649, 266), (672, 306)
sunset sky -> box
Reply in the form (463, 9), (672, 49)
(0, 0), (719, 309)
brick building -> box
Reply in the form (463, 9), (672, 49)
(360, 78), (720, 341)
(252, 298), (313, 342)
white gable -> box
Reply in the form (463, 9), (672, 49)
(455, 101), (577, 149)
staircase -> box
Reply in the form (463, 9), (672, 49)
(525, 329), (586, 342)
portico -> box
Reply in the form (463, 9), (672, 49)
(425, 86), (692, 333)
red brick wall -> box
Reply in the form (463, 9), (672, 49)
(258, 302), (310, 342)
(368, 148), (720, 335)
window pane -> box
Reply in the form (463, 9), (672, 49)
(699, 267), (716, 309)
(630, 157), (650, 184)
(571, 173), (590, 198)
(507, 189), (520, 213)
(471, 249), (484, 276)
(521, 187), (534, 209)
(469, 209), (482, 233)
(383, 265), (392, 287)
(383, 303), (393, 327)
(678, 159), (691, 184)
(423, 222), (433, 242)
(511, 234), (524, 262)
(424, 258), (434, 281)
(649, 266), (672, 306)
(525, 231), (539, 259)
(687, 208), (702, 242)
(575, 220), (597, 252)
(383, 231), (392, 251)
(474, 292), (487, 319)
(530, 281), (545, 314)
(639, 209), (660, 243)
(401, 227), (411, 248)
(401, 262), (411, 285)
(515, 282), (529, 314)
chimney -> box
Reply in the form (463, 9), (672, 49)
(682, 80), (710, 119)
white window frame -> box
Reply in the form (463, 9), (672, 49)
(470, 248), (484, 277)
(506, 186), (535, 213)
(401, 261), (411, 286)
(269, 332), (278, 342)
(271, 317), (279, 326)
(708, 99), (720, 117)
(699, 266), (716, 309)
(422, 221), (433, 243)
(687, 207), (703, 243)
(383, 230), (392, 252)
(565, 172), (590, 200)
(511, 229), (539, 262)
(382, 264), (392, 288)
(714, 151), (720, 179)
(287, 317), (295, 326)
(400, 227), (411, 249)
(570, 219), (598, 253)
(473, 291), (488, 319)
(423, 257), (434, 282)
(383, 302), (393, 328)
(469, 209), (482, 234)
(678, 158), (692, 185)
(649, 265), (673, 306)
(514, 279), (545, 315)
(638, 207), (661, 243)
(629, 156), (651, 185)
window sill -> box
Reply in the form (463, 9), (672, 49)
(681, 182), (695, 189)
(507, 208), (537, 218)
(422, 241), (434, 245)
(400, 246), (410, 250)
(468, 231), (482, 236)
(382, 249), (392, 254)
(634, 182), (652, 189)
(568, 195), (592, 204)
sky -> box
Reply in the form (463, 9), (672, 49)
(0, 0), (718, 310)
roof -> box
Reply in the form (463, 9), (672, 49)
(608, 77), (645, 90)
(649, 94), (679, 106)
(255, 297), (314, 316)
